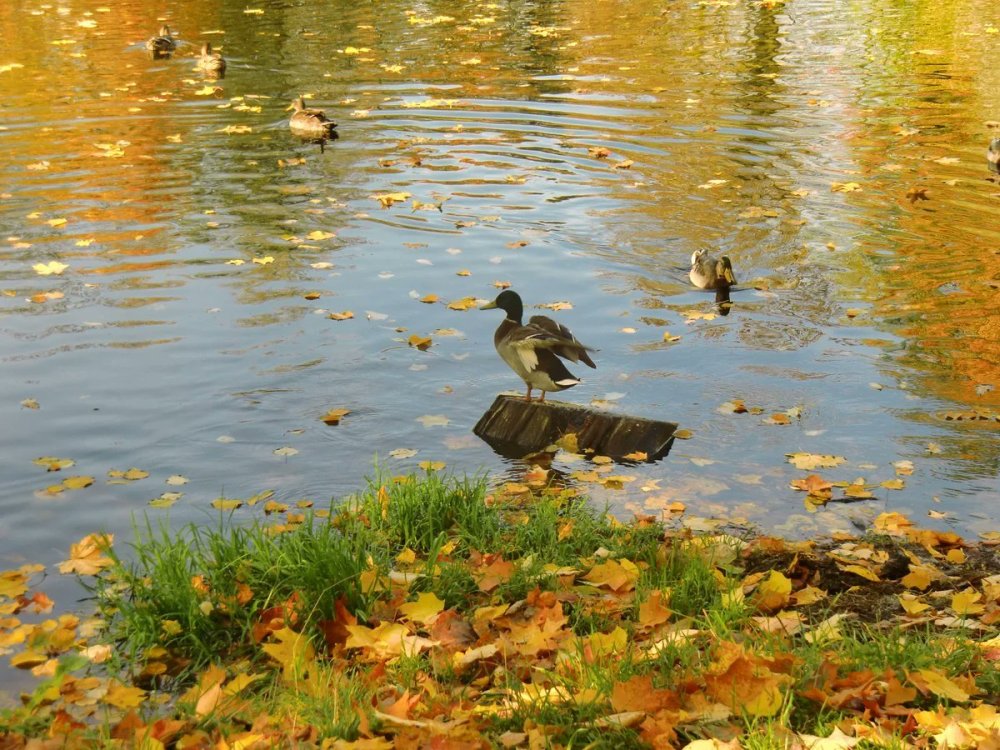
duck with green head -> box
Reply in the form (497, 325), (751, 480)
(288, 98), (337, 138)
(145, 25), (176, 55)
(689, 248), (737, 291)
(480, 290), (596, 403)
(195, 42), (226, 75)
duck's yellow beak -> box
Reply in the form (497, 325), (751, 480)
(479, 300), (498, 310)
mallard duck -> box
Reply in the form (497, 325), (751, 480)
(145, 25), (176, 55)
(195, 42), (226, 75)
(289, 98), (337, 138)
(480, 290), (596, 402)
(689, 249), (737, 290)
(989, 137), (1000, 175)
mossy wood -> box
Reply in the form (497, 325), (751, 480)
(474, 394), (678, 461)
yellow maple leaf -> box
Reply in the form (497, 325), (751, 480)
(901, 564), (935, 590)
(58, 533), (114, 575)
(306, 230), (335, 240)
(408, 334), (432, 351)
(950, 589), (984, 616)
(320, 408), (350, 425)
(754, 570), (792, 611)
(398, 592), (445, 625)
(583, 559), (639, 592)
(898, 594), (931, 616)
(583, 626), (628, 657)
(33, 261), (68, 276)
(911, 669), (969, 702)
(62, 475), (94, 489)
(786, 453), (846, 470)
(103, 680), (147, 709)
(261, 627), (315, 682)
(838, 563), (880, 582)
(0, 570), (30, 599)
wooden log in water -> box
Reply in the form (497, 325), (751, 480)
(473, 394), (678, 462)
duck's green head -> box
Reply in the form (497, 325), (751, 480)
(481, 289), (523, 321)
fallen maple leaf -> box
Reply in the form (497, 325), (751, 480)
(58, 533), (114, 575)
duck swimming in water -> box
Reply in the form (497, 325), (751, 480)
(480, 290), (596, 403)
(988, 137), (1000, 175)
(145, 25), (176, 56)
(288, 97), (338, 138)
(195, 42), (226, 75)
(689, 248), (737, 291)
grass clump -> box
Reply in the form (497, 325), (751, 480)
(2, 472), (999, 749)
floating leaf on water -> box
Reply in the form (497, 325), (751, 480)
(33, 456), (74, 472)
(211, 497), (243, 510)
(418, 460), (445, 472)
(416, 414), (450, 428)
(831, 181), (862, 193)
(62, 476), (94, 490)
(32, 261), (68, 276)
(420, 294), (439, 304)
(251, 256), (274, 265)
(21, 398), (40, 409)
(408, 334), (432, 350)
(273, 447), (298, 457)
(674, 429), (693, 440)
(321, 408), (350, 425)
(149, 492), (183, 508)
(371, 192), (411, 208)
(107, 467), (149, 481)
(328, 311), (354, 321)
(786, 453), (846, 470)
(247, 490), (275, 506)
(389, 448), (418, 459)
(447, 296), (478, 311)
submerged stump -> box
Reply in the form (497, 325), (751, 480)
(473, 394), (678, 462)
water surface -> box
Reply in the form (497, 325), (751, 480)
(2, 0), (1000, 669)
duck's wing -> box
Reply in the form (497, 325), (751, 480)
(525, 315), (597, 368)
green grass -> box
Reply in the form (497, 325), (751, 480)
(10, 470), (992, 749)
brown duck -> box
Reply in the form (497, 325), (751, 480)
(480, 290), (596, 402)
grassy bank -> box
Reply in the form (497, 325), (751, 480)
(1, 472), (999, 748)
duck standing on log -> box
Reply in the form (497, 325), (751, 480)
(480, 290), (596, 403)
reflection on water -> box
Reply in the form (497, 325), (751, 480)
(1, 0), (999, 638)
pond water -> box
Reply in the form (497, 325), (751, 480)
(1, 0), (999, 675)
